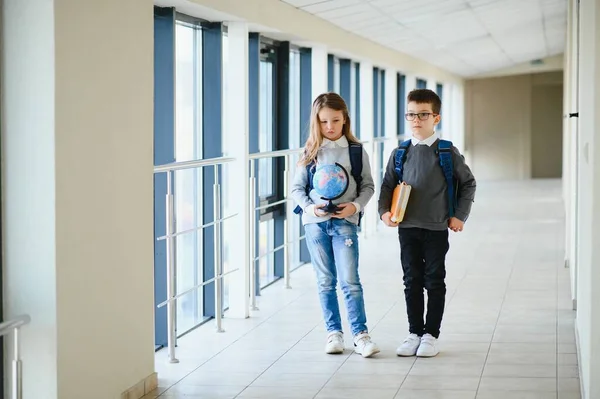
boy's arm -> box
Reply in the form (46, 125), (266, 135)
(351, 148), (375, 212)
(452, 147), (476, 222)
(378, 149), (399, 218)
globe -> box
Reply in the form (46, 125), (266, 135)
(312, 163), (349, 214)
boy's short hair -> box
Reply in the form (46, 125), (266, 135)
(407, 89), (442, 114)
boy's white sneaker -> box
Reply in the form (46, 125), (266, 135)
(353, 332), (380, 358)
(396, 333), (421, 357)
(325, 331), (345, 354)
(416, 333), (439, 357)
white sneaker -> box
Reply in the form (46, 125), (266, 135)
(416, 333), (439, 357)
(325, 331), (345, 354)
(353, 332), (380, 358)
(396, 333), (421, 357)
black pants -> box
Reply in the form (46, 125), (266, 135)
(398, 227), (449, 338)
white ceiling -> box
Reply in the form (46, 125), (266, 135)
(281, 0), (567, 77)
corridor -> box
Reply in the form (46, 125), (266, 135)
(145, 179), (580, 399)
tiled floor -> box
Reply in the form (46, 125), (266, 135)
(143, 180), (581, 399)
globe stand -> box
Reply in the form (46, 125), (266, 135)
(321, 199), (342, 214)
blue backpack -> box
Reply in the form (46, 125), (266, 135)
(293, 142), (364, 224)
(395, 139), (458, 217)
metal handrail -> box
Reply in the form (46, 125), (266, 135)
(154, 155), (235, 363)
(153, 156), (235, 173)
(248, 148), (302, 160)
(1, 314), (30, 399)
(248, 149), (311, 311)
(0, 315), (30, 337)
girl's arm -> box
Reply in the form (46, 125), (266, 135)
(290, 164), (314, 213)
(353, 148), (375, 211)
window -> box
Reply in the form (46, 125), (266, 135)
(416, 78), (427, 89)
(333, 57), (341, 94)
(259, 58), (275, 198)
(174, 21), (205, 334)
(397, 73), (406, 145)
(436, 83), (443, 132)
(373, 67), (386, 181)
(354, 63), (361, 138)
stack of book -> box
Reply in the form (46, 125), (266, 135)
(390, 182), (411, 223)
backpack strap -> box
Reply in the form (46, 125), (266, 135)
(394, 139), (412, 183)
(437, 139), (455, 217)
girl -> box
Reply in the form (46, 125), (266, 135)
(291, 93), (379, 358)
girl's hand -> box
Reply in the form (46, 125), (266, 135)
(314, 204), (328, 217)
(448, 217), (464, 232)
(331, 203), (356, 219)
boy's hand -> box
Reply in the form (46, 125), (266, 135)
(448, 217), (464, 232)
(381, 212), (399, 227)
(332, 203), (356, 219)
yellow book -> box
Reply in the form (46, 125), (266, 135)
(390, 182), (411, 223)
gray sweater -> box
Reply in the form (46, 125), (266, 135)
(378, 141), (476, 231)
(291, 138), (375, 225)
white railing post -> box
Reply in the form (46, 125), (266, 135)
(283, 154), (292, 289)
(12, 328), (22, 399)
(214, 165), (225, 333)
(165, 170), (179, 363)
(249, 159), (259, 310)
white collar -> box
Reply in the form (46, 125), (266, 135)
(411, 132), (438, 147)
(321, 135), (349, 148)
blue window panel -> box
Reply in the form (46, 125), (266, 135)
(339, 59), (352, 115)
(373, 67), (379, 138)
(381, 70), (386, 138)
(397, 73), (406, 145)
(355, 63), (360, 139)
(153, 6), (176, 348)
(327, 54), (334, 92)
(379, 70), (385, 180)
(249, 33), (261, 293)
(416, 78), (427, 89)
(274, 42), (291, 278)
(436, 83), (443, 131)
(299, 48), (312, 263)
(201, 23), (223, 317)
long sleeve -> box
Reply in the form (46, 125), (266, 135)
(290, 164), (312, 212)
(353, 148), (375, 211)
(452, 147), (476, 222)
(378, 149), (398, 218)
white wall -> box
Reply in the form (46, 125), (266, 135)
(2, 0), (156, 398)
(465, 72), (563, 181)
(574, 0), (600, 397)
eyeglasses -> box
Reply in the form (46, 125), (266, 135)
(405, 112), (438, 121)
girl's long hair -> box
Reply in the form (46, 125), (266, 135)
(299, 92), (361, 166)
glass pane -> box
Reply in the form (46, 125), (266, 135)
(259, 60), (274, 198)
(333, 58), (341, 94)
(350, 64), (356, 131)
(175, 22), (204, 334)
(221, 33), (230, 310)
(289, 51), (301, 149)
(176, 24), (195, 162)
(259, 219), (276, 287)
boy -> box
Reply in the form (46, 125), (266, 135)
(378, 89), (476, 357)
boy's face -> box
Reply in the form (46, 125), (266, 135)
(407, 101), (440, 138)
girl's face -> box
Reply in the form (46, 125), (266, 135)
(318, 107), (345, 141)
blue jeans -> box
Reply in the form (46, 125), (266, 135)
(304, 219), (367, 336)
